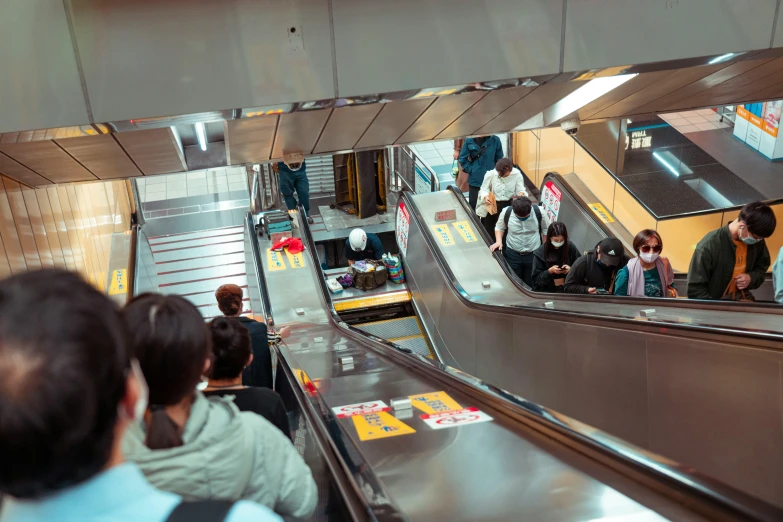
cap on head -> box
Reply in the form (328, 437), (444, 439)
(597, 237), (623, 266)
(283, 152), (304, 170)
(349, 229), (367, 252)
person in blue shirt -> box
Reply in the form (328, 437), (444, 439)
(345, 228), (384, 265)
(458, 135), (504, 210)
(0, 270), (281, 522)
(275, 153), (313, 224)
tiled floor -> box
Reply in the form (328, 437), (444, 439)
(659, 110), (731, 135)
(136, 167), (248, 203)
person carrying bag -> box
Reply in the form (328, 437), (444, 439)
(475, 158), (528, 235)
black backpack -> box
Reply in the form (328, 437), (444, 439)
(166, 501), (235, 522)
(502, 204), (542, 251)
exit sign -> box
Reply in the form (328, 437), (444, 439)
(434, 209), (457, 222)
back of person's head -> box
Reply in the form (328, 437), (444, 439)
(740, 201), (777, 238)
(215, 283), (243, 316)
(512, 196), (532, 218)
(495, 157), (513, 175)
(122, 294), (210, 450)
(0, 270), (129, 499)
(209, 317), (251, 381)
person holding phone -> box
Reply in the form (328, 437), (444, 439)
(614, 229), (677, 298)
(531, 222), (581, 292)
(563, 237), (629, 295)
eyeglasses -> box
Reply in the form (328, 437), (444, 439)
(640, 244), (661, 253)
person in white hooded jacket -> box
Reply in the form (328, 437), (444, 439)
(475, 158), (528, 235)
(121, 294), (317, 520)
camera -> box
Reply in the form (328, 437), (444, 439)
(560, 119), (581, 136)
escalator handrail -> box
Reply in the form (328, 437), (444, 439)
(247, 212), (409, 522)
(445, 184), (783, 325)
(399, 192), (783, 520)
(127, 224), (139, 302)
(540, 173), (783, 312)
(294, 206), (782, 521)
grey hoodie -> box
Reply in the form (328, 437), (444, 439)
(123, 392), (317, 519)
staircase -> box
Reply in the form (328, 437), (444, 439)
(147, 226), (250, 319)
(353, 316), (431, 358)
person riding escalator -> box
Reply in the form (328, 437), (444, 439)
(563, 238), (629, 295)
(531, 222), (581, 292)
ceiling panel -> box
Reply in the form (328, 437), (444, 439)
(355, 99), (434, 149)
(224, 116), (278, 165)
(114, 128), (187, 176)
(477, 82), (583, 135)
(313, 105), (382, 154)
(438, 86), (536, 140)
(271, 110), (332, 159)
(0, 153), (52, 187)
(578, 70), (674, 120)
(396, 91), (486, 144)
(701, 68), (783, 107)
(0, 141), (96, 183)
(56, 135), (142, 180)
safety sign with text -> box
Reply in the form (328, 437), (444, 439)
(332, 401), (390, 418)
(420, 407), (493, 430)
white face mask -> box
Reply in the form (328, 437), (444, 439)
(640, 252), (659, 264)
(551, 240), (565, 248)
(129, 358), (149, 422)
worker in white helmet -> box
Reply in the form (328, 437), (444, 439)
(345, 228), (384, 266)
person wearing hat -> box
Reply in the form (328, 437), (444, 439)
(563, 237), (630, 294)
(345, 228), (384, 266)
(274, 153), (313, 224)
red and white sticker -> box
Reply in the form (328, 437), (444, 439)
(332, 401), (390, 418)
(420, 407), (493, 430)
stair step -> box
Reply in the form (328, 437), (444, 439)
(152, 241), (244, 263)
(196, 302), (252, 320)
(148, 226), (244, 245)
(354, 316), (423, 340)
(157, 252), (246, 274)
(183, 289), (249, 307)
(157, 263), (246, 287)
(150, 233), (244, 252)
(158, 274), (247, 296)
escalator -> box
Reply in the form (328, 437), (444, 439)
(398, 186), (783, 508)
(251, 207), (783, 521)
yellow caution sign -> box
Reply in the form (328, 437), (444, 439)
(352, 411), (416, 441)
(109, 269), (127, 295)
(452, 221), (477, 243)
(409, 391), (463, 415)
(285, 250), (306, 269)
(431, 224), (455, 246)
(588, 202), (615, 223)
(267, 250), (286, 271)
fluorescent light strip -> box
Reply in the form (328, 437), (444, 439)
(708, 53), (735, 65)
(652, 151), (680, 177)
(195, 122), (207, 151)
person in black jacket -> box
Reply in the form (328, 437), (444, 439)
(204, 317), (291, 439)
(215, 284), (288, 389)
(531, 222), (582, 292)
(563, 237), (630, 294)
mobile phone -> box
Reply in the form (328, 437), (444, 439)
(596, 288), (609, 295)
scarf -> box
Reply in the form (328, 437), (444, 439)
(626, 256), (673, 297)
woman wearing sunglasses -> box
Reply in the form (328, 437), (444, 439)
(614, 229), (677, 298)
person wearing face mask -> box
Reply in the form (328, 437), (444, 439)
(274, 152), (314, 224)
(475, 158), (528, 235)
(614, 230), (676, 298)
(531, 222), (582, 292)
(563, 237), (630, 294)
(491, 196), (549, 287)
(687, 201), (777, 300)
(0, 270), (281, 522)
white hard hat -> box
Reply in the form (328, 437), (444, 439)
(349, 229), (367, 252)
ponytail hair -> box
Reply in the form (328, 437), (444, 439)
(122, 293), (211, 450)
(209, 316), (251, 381)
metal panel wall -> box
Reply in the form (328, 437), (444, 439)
(68, 0), (336, 122)
(0, 176), (131, 291)
(0, 0), (90, 133)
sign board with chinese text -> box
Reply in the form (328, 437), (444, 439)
(332, 401), (390, 418)
(540, 180), (562, 223)
(396, 202), (410, 256)
(352, 411), (416, 441)
(588, 202), (615, 223)
(434, 209), (456, 222)
(267, 250), (287, 271)
(285, 250), (306, 269)
(452, 221), (477, 243)
(420, 407), (493, 430)
(109, 269), (127, 295)
(431, 224), (455, 246)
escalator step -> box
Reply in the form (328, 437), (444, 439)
(389, 335), (432, 359)
(354, 316), (422, 339)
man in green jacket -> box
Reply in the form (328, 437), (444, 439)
(687, 201), (777, 300)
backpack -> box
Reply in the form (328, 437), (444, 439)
(502, 204), (542, 251)
(166, 501), (235, 522)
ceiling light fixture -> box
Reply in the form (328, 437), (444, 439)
(195, 122), (207, 151)
(708, 53), (736, 65)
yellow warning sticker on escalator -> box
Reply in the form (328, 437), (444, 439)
(285, 250), (306, 269)
(431, 224), (455, 246)
(451, 221), (478, 243)
(109, 269), (127, 295)
(352, 411), (416, 441)
(408, 391), (463, 414)
(588, 202), (615, 223)
(267, 250), (286, 271)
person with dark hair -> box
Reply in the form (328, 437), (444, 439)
(122, 294), (317, 519)
(204, 317), (291, 439)
(273, 152), (313, 224)
(458, 134), (504, 210)
(491, 196), (549, 287)
(531, 222), (581, 292)
(0, 270), (279, 522)
(563, 237), (631, 294)
(688, 201), (777, 300)
(614, 229), (676, 298)
(475, 157), (528, 235)
(215, 283), (288, 389)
